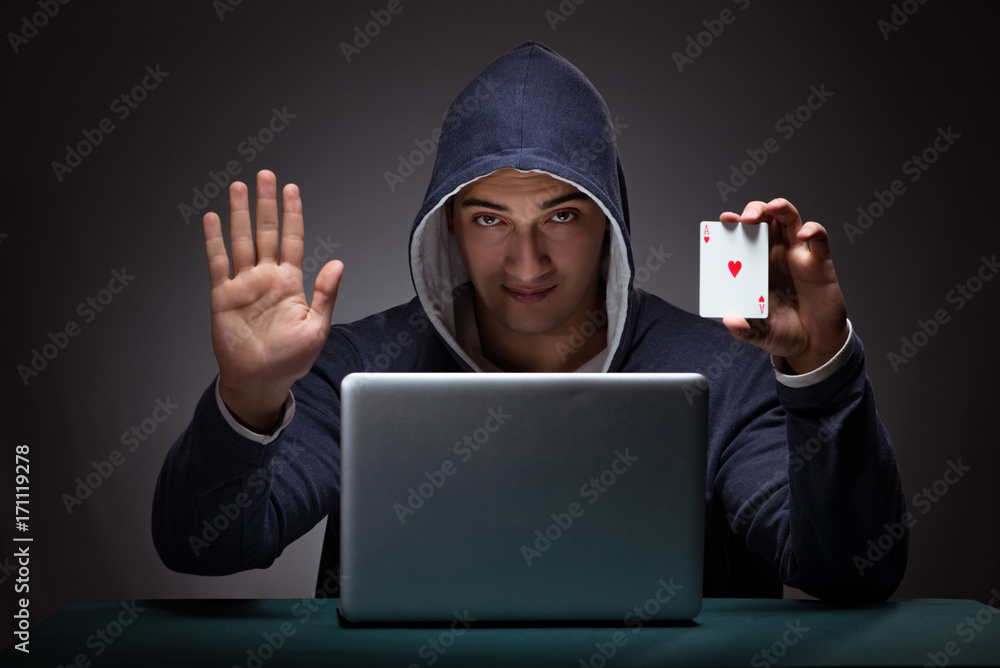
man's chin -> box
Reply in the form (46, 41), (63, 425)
(493, 311), (569, 337)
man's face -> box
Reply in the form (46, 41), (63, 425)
(447, 169), (608, 338)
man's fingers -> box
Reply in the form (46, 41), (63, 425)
(722, 315), (749, 332)
(797, 221), (833, 261)
(310, 260), (344, 329)
(722, 315), (758, 338)
(764, 198), (805, 248)
(739, 201), (769, 224)
(280, 183), (305, 268)
(255, 170), (280, 264)
(723, 314), (770, 345)
(217, 172), (315, 281)
(229, 181), (254, 274)
(763, 198), (801, 224)
(203, 212), (232, 289)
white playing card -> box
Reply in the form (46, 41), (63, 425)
(699, 221), (769, 319)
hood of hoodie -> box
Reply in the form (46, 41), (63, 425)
(408, 41), (636, 372)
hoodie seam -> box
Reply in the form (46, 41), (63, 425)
(517, 46), (534, 156)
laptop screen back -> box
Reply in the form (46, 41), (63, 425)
(339, 372), (707, 622)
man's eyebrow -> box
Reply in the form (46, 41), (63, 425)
(460, 198), (511, 213)
(459, 192), (590, 213)
(540, 192), (590, 210)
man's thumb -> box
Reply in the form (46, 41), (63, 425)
(311, 260), (344, 324)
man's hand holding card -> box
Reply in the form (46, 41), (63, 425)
(700, 198), (850, 374)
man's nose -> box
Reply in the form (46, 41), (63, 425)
(505, 228), (551, 282)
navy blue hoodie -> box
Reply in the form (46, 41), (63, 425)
(153, 42), (907, 601)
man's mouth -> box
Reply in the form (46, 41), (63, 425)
(504, 285), (554, 304)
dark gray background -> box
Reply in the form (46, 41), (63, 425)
(2, 0), (998, 646)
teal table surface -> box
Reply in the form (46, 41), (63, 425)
(3, 598), (999, 667)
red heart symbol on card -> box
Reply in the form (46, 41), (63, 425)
(704, 235), (710, 243)
(728, 261), (742, 277)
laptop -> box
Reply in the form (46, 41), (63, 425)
(338, 372), (707, 622)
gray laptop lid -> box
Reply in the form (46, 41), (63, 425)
(339, 372), (707, 622)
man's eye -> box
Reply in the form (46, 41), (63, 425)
(551, 211), (577, 223)
(474, 214), (501, 226)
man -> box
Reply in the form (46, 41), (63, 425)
(153, 42), (907, 601)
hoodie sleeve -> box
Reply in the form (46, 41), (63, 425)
(151, 328), (359, 575)
(715, 330), (908, 602)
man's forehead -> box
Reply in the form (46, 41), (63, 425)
(457, 169), (588, 204)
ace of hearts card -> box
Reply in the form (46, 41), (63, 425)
(698, 221), (769, 319)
